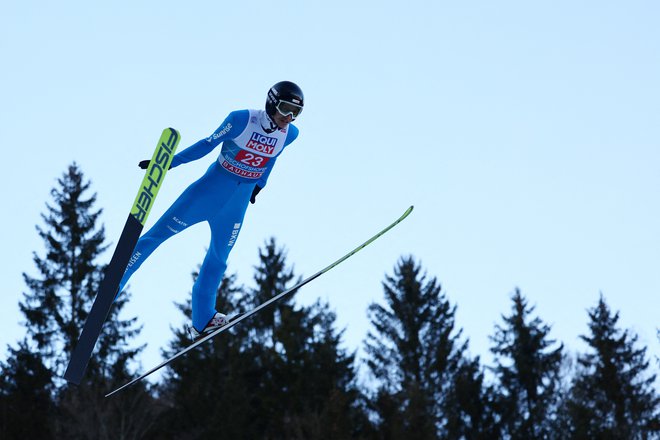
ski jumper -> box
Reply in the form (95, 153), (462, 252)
(117, 109), (299, 330)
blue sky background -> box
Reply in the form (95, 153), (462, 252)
(2, 1), (658, 383)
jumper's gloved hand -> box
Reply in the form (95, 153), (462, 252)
(139, 160), (172, 170)
(250, 185), (262, 204)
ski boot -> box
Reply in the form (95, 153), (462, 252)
(189, 312), (228, 342)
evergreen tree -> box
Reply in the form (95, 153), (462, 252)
(155, 238), (366, 439)
(273, 298), (367, 440)
(566, 295), (660, 439)
(0, 340), (56, 439)
(364, 256), (479, 439)
(2, 164), (156, 438)
(489, 289), (564, 439)
(21, 164), (108, 376)
(443, 355), (499, 439)
(247, 237), (299, 348)
(244, 238), (367, 439)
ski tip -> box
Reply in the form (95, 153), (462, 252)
(163, 127), (181, 142)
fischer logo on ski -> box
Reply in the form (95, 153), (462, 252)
(132, 130), (179, 224)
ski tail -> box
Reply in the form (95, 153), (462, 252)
(64, 128), (180, 385)
(105, 205), (414, 397)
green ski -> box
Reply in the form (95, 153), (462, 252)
(64, 128), (181, 385)
(106, 205), (414, 397)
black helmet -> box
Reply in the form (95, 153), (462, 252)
(266, 81), (304, 120)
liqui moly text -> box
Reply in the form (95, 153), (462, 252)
(246, 132), (277, 155)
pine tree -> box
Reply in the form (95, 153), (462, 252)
(235, 237), (300, 438)
(443, 355), (499, 439)
(247, 237), (299, 347)
(566, 294), (660, 438)
(0, 340), (56, 439)
(245, 238), (366, 439)
(364, 256), (476, 439)
(275, 299), (368, 440)
(3, 163), (156, 438)
(155, 238), (366, 439)
(21, 164), (108, 376)
(489, 288), (564, 439)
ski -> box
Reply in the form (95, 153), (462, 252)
(105, 205), (414, 397)
(64, 128), (181, 385)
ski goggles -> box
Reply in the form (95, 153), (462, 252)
(276, 100), (303, 119)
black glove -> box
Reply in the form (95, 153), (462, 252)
(139, 160), (172, 170)
(250, 185), (262, 204)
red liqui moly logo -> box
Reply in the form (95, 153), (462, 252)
(246, 132), (277, 154)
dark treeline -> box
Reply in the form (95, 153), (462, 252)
(1, 164), (659, 439)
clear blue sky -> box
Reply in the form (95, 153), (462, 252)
(2, 1), (658, 382)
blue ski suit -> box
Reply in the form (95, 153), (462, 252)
(118, 109), (299, 330)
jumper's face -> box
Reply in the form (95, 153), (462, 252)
(272, 110), (294, 129)
(272, 99), (303, 129)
